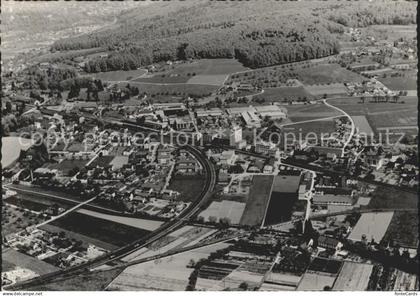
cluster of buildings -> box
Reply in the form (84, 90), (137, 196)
(5, 228), (106, 270)
(345, 78), (398, 98)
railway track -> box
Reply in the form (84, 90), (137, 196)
(7, 145), (216, 291)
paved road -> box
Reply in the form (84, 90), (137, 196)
(323, 98), (355, 157)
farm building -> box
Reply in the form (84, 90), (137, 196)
(255, 105), (287, 120)
(312, 193), (354, 208)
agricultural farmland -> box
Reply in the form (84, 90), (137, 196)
(326, 97), (417, 116)
(305, 83), (348, 96)
(86, 69), (147, 81)
(378, 76), (417, 91)
(352, 116), (374, 135)
(282, 119), (337, 140)
(366, 185), (418, 210)
(293, 63), (365, 85)
(380, 211), (419, 248)
(287, 104), (342, 122)
(134, 59), (248, 85)
(255, 86), (314, 102)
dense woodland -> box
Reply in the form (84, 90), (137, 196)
(48, 1), (416, 72)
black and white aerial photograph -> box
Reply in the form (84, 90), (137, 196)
(1, 0), (418, 293)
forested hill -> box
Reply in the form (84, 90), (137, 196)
(51, 0), (417, 72)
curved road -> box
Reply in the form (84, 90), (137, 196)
(7, 145), (216, 291)
(323, 98), (355, 157)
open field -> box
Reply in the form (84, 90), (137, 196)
(363, 24), (417, 41)
(108, 242), (231, 291)
(366, 185), (418, 210)
(76, 208), (163, 231)
(239, 175), (274, 226)
(198, 200), (246, 224)
(297, 272), (337, 291)
(4, 193), (61, 212)
(29, 268), (125, 291)
(333, 262), (373, 291)
(283, 119), (337, 140)
(380, 211), (419, 248)
(367, 110), (417, 130)
(378, 76), (417, 91)
(255, 86), (314, 102)
(348, 212), (394, 243)
(305, 83), (347, 96)
(294, 63), (365, 85)
(49, 212), (151, 247)
(287, 104), (342, 121)
(352, 116), (374, 135)
(133, 75), (190, 84)
(39, 223), (118, 251)
(187, 75), (228, 85)
(86, 69), (147, 81)
(2, 248), (60, 276)
(168, 175), (206, 202)
(135, 59), (248, 85)
(326, 97), (417, 116)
